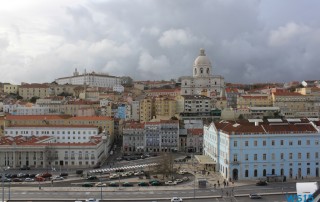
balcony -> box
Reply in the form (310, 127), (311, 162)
(231, 161), (240, 165)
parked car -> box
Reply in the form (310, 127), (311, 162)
(109, 174), (119, 179)
(171, 197), (183, 202)
(109, 182), (119, 187)
(82, 183), (94, 187)
(249, 193), (262, 199)
(256, 181), (268, 186)
(25, 178), (35, 182)
(182, 177), (189, 181)
(138, 182), (149, 186)
(59, 173), (69, 177)
(20, 165), (30, 170)
(41, 172), (52, 178)
(3, 178), (11, 182)
(29, 174), (36, 178)
(150, 181), (161, 186)
(122, 182), (133, 187)
(165, 181), (177, 186)
(175, 179), (183, 184)
(85, 198), (100, 202)
(134, 171), (144, 176)
(95, 182), (107, 187)
(12, 178), (23, 182)
(17, 173), (28, 178)
(116, 157), (123, 161)
(52, 176), (64, 181)
(87, 176), (98, 180)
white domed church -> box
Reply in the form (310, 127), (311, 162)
(180, 48), (225, 98)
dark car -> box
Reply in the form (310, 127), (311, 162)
(151, 181), (161, 186)
(256, 181), (268, 186)
(138, 182), (149, 186)
(82, 183), (94, 187)
(122, 182), (133, 187)
(109, 182), (119, 187)
(59, 173), (69, 177)
(87, 176), (98, 180)
(12, 178), (23, 182)
(20, 166), (30, 170)
(29, 173), (36, 178)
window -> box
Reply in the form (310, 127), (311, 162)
(281, 153), (284, 160)
(254, 170), (258, 177)
(289, 141), (293, 146)
(233, 154), (238, 162)
(289, 153), (293, 159)
(316, 140), (319, 145)
(280, 140), (284, 145)
(234, 141), (238, 147)
(298, 140), (301, 145)
(245, 170), (249, 177)
(306, 140), (310, 145)
(316, 152), (319, 159)
(271, 140), (275, 146)
(263, 140), (266, 146)
(245, 141), (248, 146)
(307, 153), (310, 159)
(263, 154), (266, 160)
(272, 153), (275, 160)
(245, 154), (248, 161)
(254, 154), (257, 161)
(254, 141), (258, 146)
(298, 153), (301, 159)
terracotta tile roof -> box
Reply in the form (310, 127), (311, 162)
(273, 92), (303, 96)
(241, 95), (269, 99)
(213, 120), (318, 135)
(146, 88), (180, 93)
(124, 122), (145, 129)
(187, 128), (203, 135)
(6, 115), (113, 121)
(0, 135), (102, 146)
(20, 83), (49, 88)
(7, 125), (97, 128)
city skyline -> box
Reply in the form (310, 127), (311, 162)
(1, 0), (320, 84)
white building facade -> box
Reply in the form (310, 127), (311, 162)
(4, 125), (99, 143)
(204, 119), (320, 181)
(180, 49), (225, 98)
(55, 69), (121, 88)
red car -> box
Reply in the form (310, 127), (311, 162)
(41, 173), (52, 178)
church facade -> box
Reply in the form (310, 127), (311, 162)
(180, 49), (225, 98)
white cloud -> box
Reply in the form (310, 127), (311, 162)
(158, 29), (197, 48)
(138, 52), (170, 74)
(268, 22), (310, 46)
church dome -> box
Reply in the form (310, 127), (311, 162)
(193, 48), (212, 77)
(193, 48), (211, 67)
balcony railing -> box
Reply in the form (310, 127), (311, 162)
(231, 161), (240, 165)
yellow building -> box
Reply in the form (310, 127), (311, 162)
(237, 94), (272, 108)
(139, 98), (153, 122)
(154, 96), (176, 119)
(4, 84), (19, 94)
(272, 92), (319, 117)
(19, 83), (50, 100)
(5, 115), (114, 139)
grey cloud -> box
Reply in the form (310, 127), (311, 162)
(1, 0), (320, 84)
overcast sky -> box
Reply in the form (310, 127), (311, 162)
(1, 0), (320, 84)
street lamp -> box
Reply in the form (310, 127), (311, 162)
(1, 166), (10, 202)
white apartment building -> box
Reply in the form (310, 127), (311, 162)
(0, 135), (108, 169)
(55, 69), (121, 88)
(113, 85), (124, 93)
(176, 95), (212, 118)
(122, 120), (179, 154)
(131, 101), (140, 121)
(203, 118), (320, 181)
(4, 125), (99, 143)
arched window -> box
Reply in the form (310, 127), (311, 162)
(263, 169), (266, 176)
(200, 68), (203, 74)
(254, 170), (258, 177)
(194, 68), (197, 75)
(245, 170), (249, 177)
(207, 68), (209, 74)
